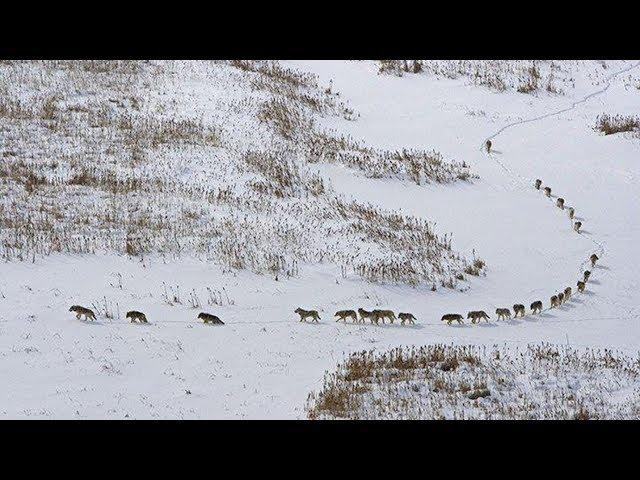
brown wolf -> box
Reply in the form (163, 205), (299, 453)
(373, 309), (396, 324)
(334, 309), (358, 323)
(590, 253), (599, 267)
(530, 301), (543, 314)
(69, 305), (96, 321)
(574, 221), (582, 233)
(568, 207), (575, 220)
(535, 179), (542, 190)
(558, 292), (565, 304)
(398, 312), (416, 325)
(577, 281), (586, 293)
(544, 187), (551, 197)
(126, 310), (148, 323)
(358, 308), (377, 324)
(467, 311), (490, 323)
(198, 312), (224, 325)
(564, 287), (572, 299)
(441, 313), (463, 325)
(295, 308), (320, 322)
(513, 304), (526, 317)
(550, 296), (559, 308)
(485, 140), (492, 153)
(495, 308), (511, 320)
(556, 198), (565, 209)
(583, 270), (591, 283)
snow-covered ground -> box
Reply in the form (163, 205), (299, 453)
(1, 60), (639, 418)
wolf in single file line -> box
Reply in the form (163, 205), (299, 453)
(398, 312), (416, 325)
(127, 311), (148, 323)
(441, 313), (463, 325)
(373, 309), (396, 324)
(564, 286), (572, 300)
(574, 221), (582, 233)
(334, 309), (358, 323)
(530, 301), (543, 314)
(568, 207), (575, 219)
(295, 308), (320, 322)
(544, 186), (551, 197)
(513, 304), (526, 318)
(495, 308), (511, 320)
(358, 308), (380, 324)
(198, 312), (224, 324)
(69, 305), (96, 321)
(583, 270), (591, 282)
(577, 281), (586, 293)
(556, 198), (565, 209)
(467, 311), (490, 323)
(485, 140), (492, 153)
(550, 295), (559, 308)
(590, 253), (599, 267)
(535, 179), (542, 190)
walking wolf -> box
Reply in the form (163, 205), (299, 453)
(295, 308), (320, 322)
(69, 305), (96, 321)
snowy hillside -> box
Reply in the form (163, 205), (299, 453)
(1, 60), (639, 418)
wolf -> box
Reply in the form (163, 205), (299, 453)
(574, 221), (582, 233)
(535, 179), (542, 190)
(441, 313), (463, 325)
(513, 304), (526, 318)
(69, 305), (96, 321)
(373, 309), (396, 324)
(295, 308), (320, 323)
(530, 301), (543, 314)
(590, 253), (599, 267)
(467, 311), (490, 323)
(544, 187), (551, 197)
(558, 292), (565, 304)
(495, 308), (511, 320)
(126, 310), (148, 323)
(556, 198), (565, 209)
(334, 309), (358, 323)
(577, 280), (586, 293)
(564, 286), (572, 300)
(485, 140), (492, 153)
(198, 312), (224, 325)
(583, 270), (591, 282)
(568, 207), (575, 220)
(358, 308), (377, 324)
(550, 295), (559, 308)
(398, 312), (417, 325)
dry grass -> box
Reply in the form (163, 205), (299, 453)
(376, 60), (570, 94)
(0, 60), (481, 289)
(596, 114), (640, 136)
(307, 344), (640, 420)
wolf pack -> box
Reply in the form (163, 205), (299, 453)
(68, 169), (600, 330)
(296, 174), (601, 327)
(294, 307), (416, 325)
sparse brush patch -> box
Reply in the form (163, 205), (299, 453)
(306, 344), (640, 420)
(595, 114), (640, 136)
(377, 60), (574, 95)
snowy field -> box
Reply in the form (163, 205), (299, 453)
(1, 60), (639, 418)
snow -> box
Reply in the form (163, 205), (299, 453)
(1, 60), (640, 418)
